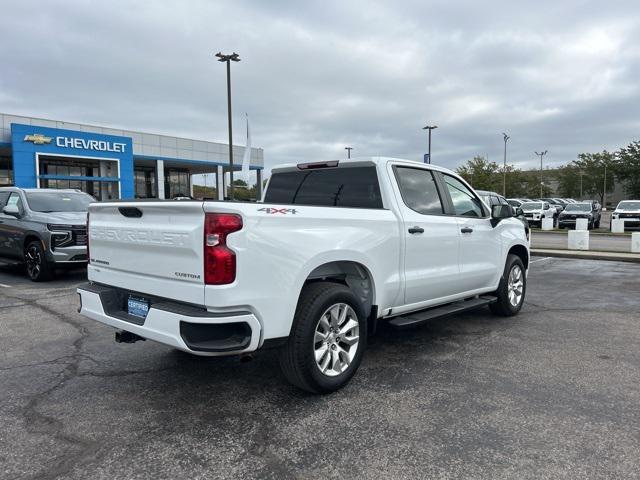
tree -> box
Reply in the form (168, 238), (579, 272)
(456, 156), (501, 192)
(456, 156), (549, 197)
(615, 141), (640, 199)
(556, 164), (582, 198)
(568, 151), (615, 204)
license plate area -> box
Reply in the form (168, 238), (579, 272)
(127, 296), (150, 319)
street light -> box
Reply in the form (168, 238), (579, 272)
(535, 150), (548, 198)
(579, 171), (584, 199)
(422, 125), (437, 164)
(215, 51), (241, 200)
(345, 146), (353, 159)
(502, 132), (510, 197)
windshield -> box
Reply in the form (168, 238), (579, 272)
(618, 201), (640, 210)
(522, 202), (542, 209)
(25, 192), (94, 212)
(507, 200), (520, 206)
(564, 204), (591, 212)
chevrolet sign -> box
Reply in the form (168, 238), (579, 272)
(55, 136), (127, 153)
(24, 134), (53, 145)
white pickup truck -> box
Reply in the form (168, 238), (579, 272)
(78, 157), (529, 393)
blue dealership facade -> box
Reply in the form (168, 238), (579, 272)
(0, 113), (264, 201)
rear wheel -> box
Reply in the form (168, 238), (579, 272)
(490, 254), (526, 316)
(25, 241), (53, 282)
(279, 282), (366, 393)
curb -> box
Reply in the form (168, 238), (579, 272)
(530, 249), (640, 263)
(530, 230), (632, 237)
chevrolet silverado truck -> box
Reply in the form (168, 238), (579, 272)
(77, 157), (529, 393)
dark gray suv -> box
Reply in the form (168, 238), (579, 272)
(0, 187), (93, 281)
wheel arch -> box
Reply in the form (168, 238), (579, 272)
(303, 260), (376, 320)
(508, 243), (529, 270)
(23, 231), (45, 252)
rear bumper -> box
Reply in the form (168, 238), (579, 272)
(77, 283), (262, 356)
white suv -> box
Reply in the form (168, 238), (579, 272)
(520, 201), (555, 227)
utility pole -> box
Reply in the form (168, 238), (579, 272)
(215, 51), (241, 200)
(603, 163), (607, 208)
(345, 146), (353, 159)
(422, 125), (437, 163)
(502, 132), (510, 197)
(535, 150), (548, 198)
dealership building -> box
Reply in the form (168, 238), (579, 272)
(0, 113), (264, 200)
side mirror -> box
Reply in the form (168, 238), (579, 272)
(2, 205), (20, 218)
(516, 207), (524, 216)
(491, 204), (512, 227)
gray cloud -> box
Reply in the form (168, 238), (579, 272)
(1, 0), (639, 176)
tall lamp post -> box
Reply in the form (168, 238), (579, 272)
(422, 125), (437, 164)
(535, 150), (548, 198)
(502, 132), (510, 197)
(345, 146), (353, 159)
(603, 163), (607, 209)
(579, 171), (584, 199)
(215, 51), (240, 200)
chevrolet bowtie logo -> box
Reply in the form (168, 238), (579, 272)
(24, 134), (52, 145)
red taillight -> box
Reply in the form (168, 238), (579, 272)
(204, 213), (243, 285)
(86, 212), (90, 263)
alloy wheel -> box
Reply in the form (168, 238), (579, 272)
(507, 264), (524, 307)
(25, 245), (42, 279)
(313, 303), (360, 377)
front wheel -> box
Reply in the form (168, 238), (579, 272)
(490, 254), (526, 316)
(25, 240), (53, 282)
(279, 282), (366, 394)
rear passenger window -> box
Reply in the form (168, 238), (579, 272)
(0, 192), (9, 208)
(264, 166), (383, 208)
(394, 167), (443, 215)
(443, 175), (485, 217)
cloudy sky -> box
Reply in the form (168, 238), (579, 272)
(2, 0), (639, 178)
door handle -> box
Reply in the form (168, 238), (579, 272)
(461, 227), (473, 233)
(408, 226), (424, 234)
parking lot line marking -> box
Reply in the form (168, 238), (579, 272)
(0, 283), (11, 288)
(530, 257), (550, 264)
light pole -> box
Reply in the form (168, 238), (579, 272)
(535, 150), (548, 198)
(422, 125), (437, 163)
(502, 132), (510, 197)
(345, 146), (353, 159)
(215, 51), (240, 200)
(579, 171), (584, 199)
(603, 163), (607, 208)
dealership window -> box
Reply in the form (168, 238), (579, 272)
(38, 157), (119, 200)
(165, 168), (190, 199)
(0, 155), (13, 186)
(134, 167), (157, 198)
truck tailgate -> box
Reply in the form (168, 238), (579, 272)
(87, 201), (206, 305)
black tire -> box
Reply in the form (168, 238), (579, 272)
(279, 282), (367, 394)
(489, 254), (526, 317)
(24, 240), (53, 282)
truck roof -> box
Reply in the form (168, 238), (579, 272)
(270, 157), (457, 176)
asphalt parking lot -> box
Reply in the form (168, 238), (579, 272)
(1, 258), (639, 480)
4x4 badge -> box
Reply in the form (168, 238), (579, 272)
(258, 207), (297, 215)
